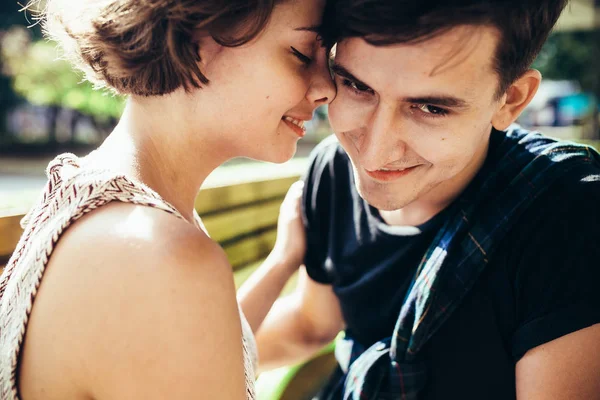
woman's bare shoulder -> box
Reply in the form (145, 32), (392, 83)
(22, 201), (247, 399)
(55, 201), (224, 266)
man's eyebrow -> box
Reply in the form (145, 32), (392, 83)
(330, 62), (372, 90)
(402, 95), (470, 109)
(331, 62), (470, 109)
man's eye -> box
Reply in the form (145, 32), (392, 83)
(290, 47), (312, 65)
(342, 78), (372, 94)
(415, 104), (448, 116)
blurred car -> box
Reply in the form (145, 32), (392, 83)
(519, 80), (597, 127)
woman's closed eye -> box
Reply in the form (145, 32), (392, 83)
(290, 46), (312, 66)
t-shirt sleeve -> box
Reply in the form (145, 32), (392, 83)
(510, 174), (600, 361)
(301, 135), (340, 284)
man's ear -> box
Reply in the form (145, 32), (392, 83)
(491, 69), (541, 131)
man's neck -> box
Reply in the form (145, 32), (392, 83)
(379, 205), (445, 227)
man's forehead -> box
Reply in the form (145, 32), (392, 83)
(335, 26), (500, 95)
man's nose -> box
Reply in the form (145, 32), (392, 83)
(357, 103), (407, 171)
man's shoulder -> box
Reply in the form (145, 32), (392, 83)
(514, 161), (600, 227)
(302, 135), (357, 230)
(313, 133), (342, 152)
(497, 125), (599, 163)
(548, 165), (599, 214)
(483, 130), (600, 267)
(488, 126), (600, 212)
(488, 150), (600, 362)
(307, 134), (348, 168)
(496, 160), (600, 266)
(304, 134), (352, 188)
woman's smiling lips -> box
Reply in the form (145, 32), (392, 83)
(364, 165), (419, 181)
(282, 115), (309, 138)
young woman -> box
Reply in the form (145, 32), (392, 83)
(0, 0), (334, 398)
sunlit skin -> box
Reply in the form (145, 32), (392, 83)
(328, 25), (535, 226)
(16, 1), (335, 399)
(186, 0), (333, 165)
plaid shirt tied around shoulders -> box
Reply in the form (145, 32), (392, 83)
(325, 127), (600, 400)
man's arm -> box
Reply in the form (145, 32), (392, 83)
(253, 267), (345, 371)
(242, 138), (344, 371)
(237, 181), (343, 372)
(237, 181), (306, 333)
(516, 323), (600, 399)
(237, 252), (299, 333)
(510, 176), (600, 399)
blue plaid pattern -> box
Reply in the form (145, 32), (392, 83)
(328, 127), (600, 400)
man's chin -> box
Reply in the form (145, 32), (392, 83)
(355, 183), (409, 212)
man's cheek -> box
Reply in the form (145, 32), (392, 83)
(329, 99), (366, 133)
(431, 155), (463, 180)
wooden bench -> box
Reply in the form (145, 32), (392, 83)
(0, 164), (302, 279)
(0, 213), (23, 271)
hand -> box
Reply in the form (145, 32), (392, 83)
(270, 180), (306, 272)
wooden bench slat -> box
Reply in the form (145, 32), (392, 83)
(195, 176), (298, 215)
(277, 350), (338, 399)
(1, 174), (300, 273)
(233, 259), (299, 295)
(223, 228), (278, 270)
(0, 202), (283, 270)
(0, 214), (25, 259)
(202, 199), (282, 243)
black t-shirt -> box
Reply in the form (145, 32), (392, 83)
(302, 132), (600, 399)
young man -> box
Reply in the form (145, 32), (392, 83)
(239, 0), (600, 398)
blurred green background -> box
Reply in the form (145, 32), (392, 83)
(0, 0), (599, 210)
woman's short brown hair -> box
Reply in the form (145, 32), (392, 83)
(37, 0), (281, 96)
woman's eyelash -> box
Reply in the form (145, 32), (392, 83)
(290, 47), (312, 65)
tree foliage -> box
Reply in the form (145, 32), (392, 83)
(2, 26), (125, 121)
(0, 1), (31, 138)
(533, 30), (600, 98)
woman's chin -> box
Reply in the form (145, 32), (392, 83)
(251, 142), (298, 164)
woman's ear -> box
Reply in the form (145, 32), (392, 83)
(491, 69), (541, 131)
(191, 30), (224, 70)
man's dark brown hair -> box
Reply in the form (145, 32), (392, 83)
(323, 0), (569, 97)
(35, 0), (284, 96)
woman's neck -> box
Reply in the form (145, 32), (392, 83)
(91, 95), (232, 223)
